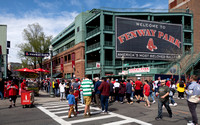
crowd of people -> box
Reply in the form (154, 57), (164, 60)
(0, 75), (200, 125)
(38, 75), (200, 125)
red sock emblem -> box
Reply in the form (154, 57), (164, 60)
(146, 38), (157, 51)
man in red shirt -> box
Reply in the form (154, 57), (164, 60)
(143, 80), (150, 107)
(98, 77), (110, 114)
(135, 77), (143, 103)
(21, 79), (27, 91)
(7, 81), (18, 108)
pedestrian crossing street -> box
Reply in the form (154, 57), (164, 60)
(37, 101), (152, 125)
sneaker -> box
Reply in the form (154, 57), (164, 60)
(173, 103), (177, 106)
(83, 114), (88, 118)
(187, 122), (195, 125)
(169, 114), (172, 118)
(88, 113), (91, 117)
(101, 110), (105, 114)
(177, 97), (180, 99)
(181, 98), (185, 99)
(121, 102), (124, 104)
(68, 116), (71, 118)
(155, 117), (162, 120)
(13, 104), (16, 107)
(104, 112), (108, 114)
(169, 103), (173, 106)
(130, 102), (133, 104)
(8, 105), (12, 108)
(152, 100), (156, 104)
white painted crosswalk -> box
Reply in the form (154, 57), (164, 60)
(37, 101), (152, 125)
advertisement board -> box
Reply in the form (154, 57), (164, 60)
(116, 17), (182, 60)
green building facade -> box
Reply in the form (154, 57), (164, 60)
(51, 8), (193, 80)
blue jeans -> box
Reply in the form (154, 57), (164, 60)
(119, 94), (124, 102)
(101, 95), (109, 112)
(169, 96), (175, 104)
(158, 100), (172, 118)
(0, 91), (3, 100)
(148, 92), (155, 101)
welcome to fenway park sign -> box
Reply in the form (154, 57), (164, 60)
(115, 17), (182, 60)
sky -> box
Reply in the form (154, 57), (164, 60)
(0, 0), (168, 63)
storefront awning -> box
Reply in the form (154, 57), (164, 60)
(52, 72), (62, 78)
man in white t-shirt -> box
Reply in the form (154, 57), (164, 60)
(59, 80), (66, 102)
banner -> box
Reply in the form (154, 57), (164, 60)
(25, 51), (49, 57)
(61, 57), (64, 71)
(115, 17), (182, 60)
(129, 67), (150, 73)
(72, 53), (75, 69)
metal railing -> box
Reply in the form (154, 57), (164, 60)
(104, 41), (112, 46)
(185, 25), (191, 30)
(105, 60), (112, 66)
(87, 62), (96, 68)
(86, 27), (100, 38)
(184, 38), (191, 43)
(104, 25), (112, 31)
(87, 42), (100, 51)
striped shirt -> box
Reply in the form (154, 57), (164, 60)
(80, 79), (94, 96)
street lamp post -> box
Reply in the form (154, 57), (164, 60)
(49, 45), (54, 97)
(121, 55), (125, 80)
(178, 55), (181, 82)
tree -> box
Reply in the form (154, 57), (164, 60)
(18, 23), (52, 69)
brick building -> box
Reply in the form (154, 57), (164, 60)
(169, 0), (200, 75)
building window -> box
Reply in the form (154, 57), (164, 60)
(68, 54), (71, 62)
(77, 27), (80, 32)
(64, 56), (67, 63)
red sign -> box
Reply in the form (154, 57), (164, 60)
(129, 67), (150, 73)
(61, 57), (64, 71)
(96, 62), (100, 68)
(72, 53), (75, 68)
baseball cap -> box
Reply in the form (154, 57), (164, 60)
(76, 79), (79, 82)
(137, 77), (141, 80)
(115, 79), (118, 82)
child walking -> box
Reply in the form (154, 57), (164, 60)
(67, 90), (77, 118)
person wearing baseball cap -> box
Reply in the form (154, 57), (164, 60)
(21, 79), (27, 91)
(155, 80), (172, 120)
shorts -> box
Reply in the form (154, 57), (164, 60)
(9, 96), (17, 102)
(144, 95), (149, 101)
(135, 90), (142, 96)
(83, 96), (92, 106)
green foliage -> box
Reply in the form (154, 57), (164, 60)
(17, 23), (52, 68)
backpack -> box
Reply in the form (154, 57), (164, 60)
(179, 83), (184, 88)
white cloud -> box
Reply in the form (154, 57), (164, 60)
(141, 3), (152, 8)
(0, 10), (78, 63)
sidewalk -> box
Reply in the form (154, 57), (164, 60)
(0, 90), (60, 108)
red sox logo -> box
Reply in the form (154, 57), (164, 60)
(146, 38), (157, 51)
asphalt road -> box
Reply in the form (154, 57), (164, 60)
(0, 91), (199, 125)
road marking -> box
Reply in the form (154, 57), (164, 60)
(38, 101), (152, 125)
(37, 106), (70, 125)
(49, 106), (85, 111)
(60, 110), (102, 119)
(68, 115), (116, 124)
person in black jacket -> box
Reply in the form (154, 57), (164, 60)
(109, 79), (114, 102)
(119, 80), (126, 104)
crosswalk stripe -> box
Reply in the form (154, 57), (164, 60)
(48, 105), (85, 111)
(60, 110), (102, 119)
(54, 108), (85, 114)
(68, 114), (116, 124)
(43, 105), (69, 108)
